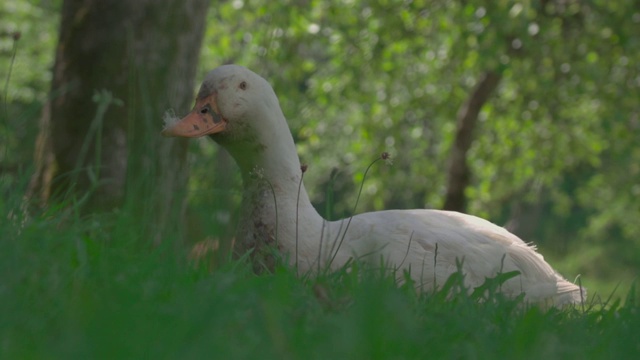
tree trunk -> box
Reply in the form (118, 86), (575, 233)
(29, 0), (209, 239)
(443, 70), (502, 212)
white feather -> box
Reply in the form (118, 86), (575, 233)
(162, 108), (180, 130)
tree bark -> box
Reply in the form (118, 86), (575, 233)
(443, 70), (502, 212)
(29, 0), (209, 238)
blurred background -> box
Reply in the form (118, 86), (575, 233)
(1, 0), (638, 297)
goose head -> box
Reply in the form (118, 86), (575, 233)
(162, 65), (297, 177)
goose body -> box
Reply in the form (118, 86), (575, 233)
(163, 65), (584, 306)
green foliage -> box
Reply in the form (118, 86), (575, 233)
(0, 0), (59, 193)
(1, 200), (639, 358)
(0, 0), (58, 103)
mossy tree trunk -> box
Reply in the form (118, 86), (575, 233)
(29, 0), (209, 240)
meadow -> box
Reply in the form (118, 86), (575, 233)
(1, 183), (638, 359)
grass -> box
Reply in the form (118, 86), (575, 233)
(1, 185), (639, 359)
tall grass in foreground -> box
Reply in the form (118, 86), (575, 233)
(1, 182), (639, 359)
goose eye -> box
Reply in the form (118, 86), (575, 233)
(239, 81), (247, 90)
(200, 104), (211, 114)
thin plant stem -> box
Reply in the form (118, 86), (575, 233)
(264, 177), (278, 248)
(433, 243), (438, 291)
(317, 219), (326, 274)
(71, 90), (119, 196)
(318, 169), (336, 274)
(397, 231), (414, 270)
(327, 218), (345, 268)
(295, 165), (307, 275)
(498, 253), (506, 293)
(420, 253), (427, 294)
(328, 154), (385, 267)
(2, 32), (20, 160)
(577, 275), (585, 313)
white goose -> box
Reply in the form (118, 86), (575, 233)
(163, 65), (584, 305)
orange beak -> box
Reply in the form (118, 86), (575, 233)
(161, 94), (227, 138)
